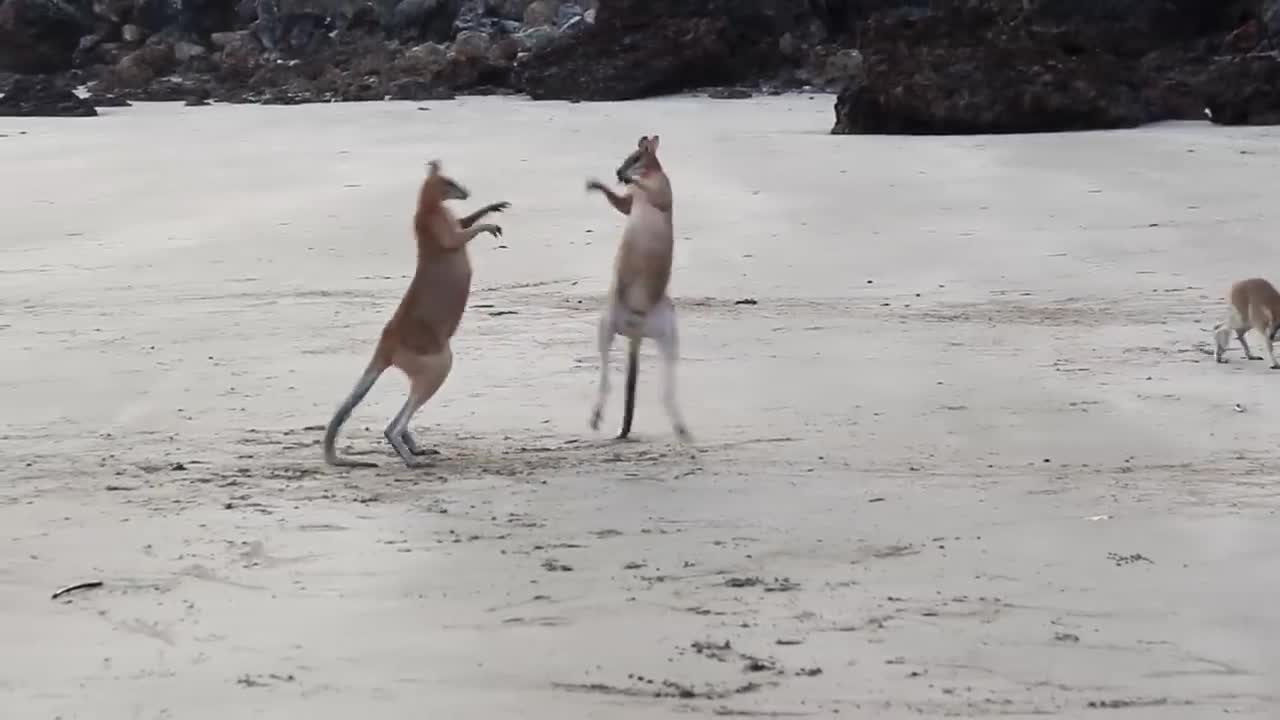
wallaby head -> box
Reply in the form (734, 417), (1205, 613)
(424, 159), (470, 202)
(615, 135), (663, 185)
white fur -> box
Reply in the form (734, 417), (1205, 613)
(1214, 304), (1275, 366)
(589, 296), (689, 438)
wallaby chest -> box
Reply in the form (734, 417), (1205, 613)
(614, 198), (674, 311)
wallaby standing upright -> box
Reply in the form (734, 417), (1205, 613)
(585, 135), (691, 441)
(324, 160), (508, 467)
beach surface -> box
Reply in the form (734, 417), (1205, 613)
(2, 96), (1279, 718)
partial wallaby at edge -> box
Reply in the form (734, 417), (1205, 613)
(323, 160), (508, 468)
(585, 134), (691, 442)
(1214, 277), (1280, 369)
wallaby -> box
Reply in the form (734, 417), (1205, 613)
(324, 160), (507, 468)
(1213, 277), (1280, 368)
(585, 135), (691, 441)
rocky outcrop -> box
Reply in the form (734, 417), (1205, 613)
(831, 0), (1277, 135)
(1, 0), (1279, 135)
(0, 0), (95, 73)
(513, 0), (802, 101)
(832, 5), (1151, 134)
(0, 73), (97, 114)
(1203, 53), (1280, 125)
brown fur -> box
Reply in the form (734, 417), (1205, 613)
(324, 160), (507, 468)
(1214, 277), (1280, 368)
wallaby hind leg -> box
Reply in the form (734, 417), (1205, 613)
(1226, 306), (1260, 360)
(646, 296), (691, 442)
(385, 348), (454, 468)
(1238, 329), (1262, 360)
(589, 307), (616, 431)
(1258, 322), (1280, 369)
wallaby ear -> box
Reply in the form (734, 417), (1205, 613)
(637, 135), (649, 150)
(427, 159), (441, 177)
(648, 135), (660, 152)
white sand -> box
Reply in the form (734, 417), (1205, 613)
(2, 95), (1279, 718)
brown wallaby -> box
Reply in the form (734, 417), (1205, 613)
(1214, 277), (1280, 369)
(324, 160), (507, 467)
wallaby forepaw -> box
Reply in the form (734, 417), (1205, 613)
(490, 201), (510, 213)
(486, 224), (503, 237)
(586, 178), (606, 193)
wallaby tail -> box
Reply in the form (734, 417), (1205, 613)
(618, 335), (641, 439)
(323, 357), (388, 466)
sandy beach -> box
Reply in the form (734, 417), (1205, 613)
(2, 95), (1279, 718)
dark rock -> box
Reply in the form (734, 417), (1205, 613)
(707, 86), (751, 98)
(1137, 43), (1215, 121)
(514, 0), (799, 101)
(522, 0), (553, 26)
(107, 43), (176, 88)
(831, 6), (1149, 134)
(555, 1), (581, 25)
(0, 0), (95, 73)
(121, 22), (146, 42)
(386, 76), (455, 99)
(800, 45), (862, 91)
(0, 74), (98, 116)
(392, 0), (461, 41)
(131, 0), (238, 35)
(451, 28), (489, 59)
(514, 24), (556, 52)
(214, 28), (263, 78)
(1204, 53), (1280, 125)
(88, 91), (132, 105)
(1029, 0), (1244, 51)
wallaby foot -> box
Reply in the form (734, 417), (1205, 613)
(401, 431), (440, 456)
(329, 456), (379, 469)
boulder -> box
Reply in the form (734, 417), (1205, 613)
(514, 24), (555, 52)
(214, 27), (262, 77)
(802, 45), (862, 91)
(513, 0), (802, 100)
(521, 0), (553, 26)
(833, 48), (1148, 135)
(392, 0), (460, 42)
(450, 27), (489, 59)
(831, 6), (1150, 134)
(105, 42), (176, 88)
(121, 23), (146, 42)
(1203, 53), (1280, 125)
(0, 74), (97, 115)
(0, 0), (95, 73)
(130, 0), (239, 35)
